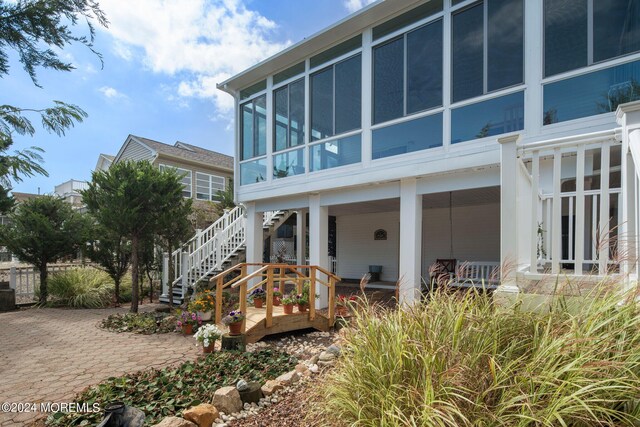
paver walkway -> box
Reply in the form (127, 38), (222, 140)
(0, 305), (199, 426)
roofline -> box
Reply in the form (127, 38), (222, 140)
(154, 152), (233, 173)
(113, 134), (156, 164)
(217, 0), (429, 93)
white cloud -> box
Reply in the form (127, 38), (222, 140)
(344, 0), (377, 13)
(98, 0), (290, 114)
(99, 86), (127, 99)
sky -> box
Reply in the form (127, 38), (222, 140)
(4, 0), (378, 195)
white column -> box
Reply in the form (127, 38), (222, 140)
(309, 195), (329, 308)
(296, 209), (307, 266)
(161, 252), (169, 299)
(245, 202), (264, 265)
(552, 148), (562, 274)
(399, 178), (422, 305)
(265, 76), (274, 184)
(361, 28), (373, 167)
(498, 134), (520, 292)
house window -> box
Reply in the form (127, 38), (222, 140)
(451, 91), (524, 144)
(240, 158), (267, 185)
(274, 78), (305, 152)
(195, 172), (225, 201)
(452, 0), (524, 103)
(372, 113), (443, 159)
(311, 54), (362, 142)
(159, 164), (192, 198)
(310, 134), (361, 172)
(273, 148), (304, 179)
(544, 0), (640, 77)
(543, 60), (640, 125)
(241, 95), (267, 160)
(373, 19), (443, 124)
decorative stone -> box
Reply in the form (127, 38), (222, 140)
(183, 404), (219, 427)
(152, 416), (197, 427)
(238, 381), (262, 404)
(326, 344), (341, 357)
(318, 351), (336, 362)
(275, 370), (300, 386)
(261, 380), (284, 396)
(221, 334), (246, 352)
(212, 386), (243, 415)
(294, 363), (309, 375)
(309, 364), (319, 373)
(236, 379), (249, 391)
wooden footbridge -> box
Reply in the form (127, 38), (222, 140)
(211, 263), (340, 343)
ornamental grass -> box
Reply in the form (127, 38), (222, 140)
(318, 287), (640, 426)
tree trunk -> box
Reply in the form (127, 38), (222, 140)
(167, 243), (175, 308)
(147, 269), (153, 303)
(130, 237), (139, 313)
(38, 265), (48, 305)
(114, 277), (121, 307)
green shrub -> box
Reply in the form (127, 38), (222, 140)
(100, 312), (175, 334)
(319, 289), (640, 426)
(47, 268), (115, 308)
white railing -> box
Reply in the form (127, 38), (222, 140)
(4, 263), (96, 301)
(523, 129), (622, 275)
(269, 256), (338, 274)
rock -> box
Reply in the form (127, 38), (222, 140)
(152, 416), (197, 427)
(183, 404), (219, 427)
(309, 364), (319, 373)
(275, 370), (300, 386)
(238, 381), (262, 404)
(261, 379), (284, 396)
(318, 351), (336, 362)
(318, 360), (335, 367)
(212, 386), (243, 415)
(294, 363), (309, 375)
(310, 354), (320, 364)
(236, 379), (249, 391)
(326, 344), (341, 356)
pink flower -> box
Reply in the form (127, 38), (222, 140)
(177, 321), (182, 327)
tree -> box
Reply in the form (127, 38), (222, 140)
(213, 179), (236, 217)
(0, 195), (86, 304)
(85, 224), (131, 305)
(0, 0), (108, 206)
(82, 161), (191, 313)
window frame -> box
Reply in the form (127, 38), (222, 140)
(239, 93), (267, 161)
(159, 164), (192, 198)
(273, 77), (306, 153)
(195, 171), (225, 201)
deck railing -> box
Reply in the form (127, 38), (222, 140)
(211, 263), (340, 334)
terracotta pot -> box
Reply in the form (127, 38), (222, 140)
(297, 304), (308, 313)
(202, 341), (216, 353)
(228, 322), (242, 335)
(273, 297), (281, 306)
(198, 311), (212, 321)
(283, 303), (294, 314)
(182, 324), (194, 335)
(253, 298), (264, 308)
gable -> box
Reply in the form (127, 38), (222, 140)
(115, 137), (155, 163)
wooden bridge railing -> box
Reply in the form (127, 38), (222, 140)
(211, 263), (341, 334)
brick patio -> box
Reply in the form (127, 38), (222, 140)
(0, 304), (199, 426)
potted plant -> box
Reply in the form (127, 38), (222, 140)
(248, 288), (266, 308)
(189, 290), (216, 321)
(222, 310), (245, 335)
(176, 310), (202, 335)
(194, 324), (222, 353)
(336, 294), (357, 317)
(273, 287), (282, 306)
(281, 294), (295, 314)
(293, 293), (309, 312)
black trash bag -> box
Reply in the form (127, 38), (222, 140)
(96, 402), (144, 427)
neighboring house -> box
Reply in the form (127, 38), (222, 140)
(54, 179), (88, 208)
(104, 135), (234, 222)
(214, 0), (640, 305)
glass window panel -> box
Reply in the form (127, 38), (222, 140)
(373, 37), (404, 124)
(372, 1), (443, 40)
(544, 0), (587, 77)
(161, 165), (191, 197)
(240, 80), (266, 100)
(407, 20), (443, 114)
(310, 35), (362, 69)
(311, 67), (334, 141)
(310, 134), (362, 171)
(488, 0), (524, 91)
(543, 60), (640, 125)
(274, 86), (288, 152)
(452, 4), (484, 102)
(335, 55), (362, 134)
(593, 0), (640, 63)
(289, 79), (305, 147)
(255, 96), (267, 156)
(241, 103), (253, 160)
(240, 159), (267, 185)
(451, 91), (524, 143)
(273, 148), (305, 179)
(273, 61), (305, 85)
(372, 113), (443, 159)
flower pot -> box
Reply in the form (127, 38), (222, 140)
(273, 297), (281, 306)
(336, 306), (349, 317)
(202, 341), (216, 353)
(253, 298), (264, 308)
(198, 311), (212, 321)
(228, 322), (242, 335)
(297, 304), (308, 313)
(283, 303), (294, 314)
(182, 324), (194, 335)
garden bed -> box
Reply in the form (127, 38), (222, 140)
(99, 312), (176, 334)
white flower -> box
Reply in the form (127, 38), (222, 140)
(194, 324), (223, 347)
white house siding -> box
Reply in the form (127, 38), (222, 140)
(337, 212), (400, 282)
(120, 140), (154, 162)
(422, 203), (500, 275)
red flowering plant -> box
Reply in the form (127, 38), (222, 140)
(336, 295), (357, 308)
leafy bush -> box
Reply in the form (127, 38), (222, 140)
(47, 349), (296, 426)
(46, 268), (115, 308)
(318, 289), (640, 426)
(100, 312), (175, 334)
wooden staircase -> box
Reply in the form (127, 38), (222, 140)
(211, 263), (340, 343)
